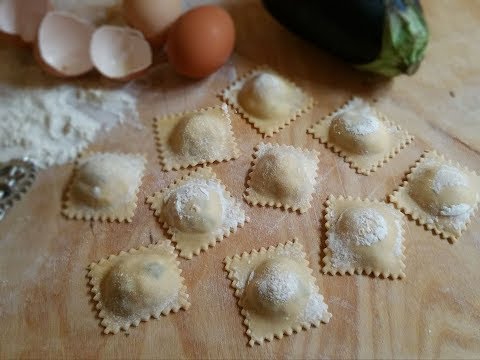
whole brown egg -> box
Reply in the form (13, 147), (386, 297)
(166, 5), (235, 79)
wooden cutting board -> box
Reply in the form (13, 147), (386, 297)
(1, 0), (479, 358)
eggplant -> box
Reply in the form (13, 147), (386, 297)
(262, 0), (429, 77)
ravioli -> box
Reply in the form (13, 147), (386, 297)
(147, 167), (248, 259)
(308, 97), (413, 175)
(154, 105), (240, 171)
(88, 242), (190, 334)
(390, 151), (480, 242)
(221, 67), (314, 137)
(63, 152), (145, 222)
(323, 195), (406, 279)
(244, 143), (319, 213)
(225, 239), (331, 346)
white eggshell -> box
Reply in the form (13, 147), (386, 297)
(37, 11), (94, 77)
(0, 0), (16, 35)
(0, 0), (51, 42)
(90, 25), (153, 80)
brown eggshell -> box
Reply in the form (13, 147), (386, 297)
(36, 11), (94, 77)
(123, 0), (182, 48)
(166, 5), (235, 79)
(90, 25), (153, 81)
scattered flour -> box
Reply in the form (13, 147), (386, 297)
(245, 261), (328, 324)
(0, 0), (138, 168)
(340, 108), (380, 136)
(393, 219), (403, 257)
(431, 165), (469, 193)
(338, 208), (388, 247)
(221, 102), (231, 123)
(164, 178), (245, 233)
(329, 205), (403, 269)
(251, 73), (285, 99)
(434, 206), (475, 231)
(329, 208), (358, 269)
(76, 153), (145, 201)
(440, 203), (472, 217)
(254, 264), (300, 305)
(298, 291), (328, 323)
(255, 143), (317, 186)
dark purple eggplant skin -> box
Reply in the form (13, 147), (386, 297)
(262, 0), (386, 64)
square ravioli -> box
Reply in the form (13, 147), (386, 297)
(389, 151), (480, 242)
(154, 105), (240, 171)
(62, 152), (146, 222)
(323, 195), (406, 279)
(88, 242), (190, 334)
(307, 97), (413, 175)
(146, 167), (248, 259)
(224, 238), (331, 346)
(220, 66), (314, 137)
(244, 143), (319, 213)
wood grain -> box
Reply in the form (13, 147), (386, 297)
(1, 0), (480, 358)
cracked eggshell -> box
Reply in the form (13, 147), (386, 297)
(36, 11), (94, 77)
(90, 25), (153, 81)
(0, 0), (51, 43)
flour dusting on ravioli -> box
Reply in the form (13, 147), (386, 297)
(245, 143), (319, 213)
(390, 151), (480, 241)
(154, 105), (240, 171)
(323, 196), (406, 279)
(308, 97), (413, 175)
(88, 242), (190, 334)
(225, 239), (331, 346)
(221, 67), (313, 137)
(63, 152), (145, 222)
(147, 167), (247, 259)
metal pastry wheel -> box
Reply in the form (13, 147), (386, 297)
(0, 159), (37, 221)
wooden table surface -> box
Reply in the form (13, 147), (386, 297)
(1, 0), (480, 358)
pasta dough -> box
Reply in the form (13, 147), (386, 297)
(323, 196), (406, 279)
(88, 242), (190, 334)
(63, 152), (145, 222)
(390, 151), (480, 242)
(308, 97), (413, 175)
(225, 239), (331, 346)
(168, 113), (228, 158)
(221, 67), (313, 137)
(147, 167), (248, 259)
(244, 257), (310, 318)
(328, 106), (389, 155)
(164, 180), (223, 233)
(154, 105), (240, 171)
(237, 72), (291, 119)
(245, 143), (319, 213)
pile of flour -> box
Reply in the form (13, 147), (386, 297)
(0, 0), (138, 168)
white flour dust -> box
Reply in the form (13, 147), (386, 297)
(0, 0), (138, 169)
(0, 46), (138, 168)
(254, 264), (301, 305)
(245, 72), (287, 102)
(298, 292), (328, 323)
(163, 178), (246, 234)
(338, 98), (380, 136)
(439, 203), (471, 217)
(329, 205), (403, 269)
(431, 165), (469, 194)
(338, 208), (388, 247)
(341, 109), (380, 136)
